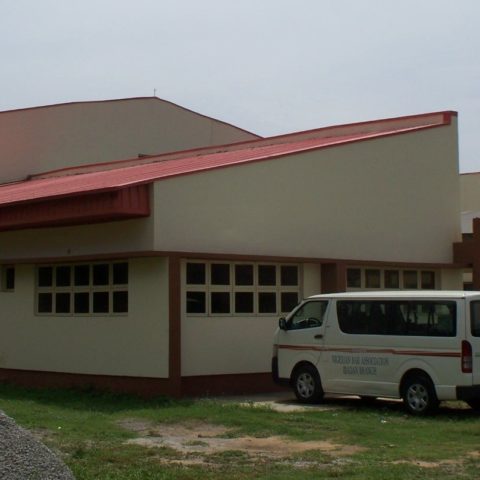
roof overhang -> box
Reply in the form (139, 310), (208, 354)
(0, 184), (149, 232)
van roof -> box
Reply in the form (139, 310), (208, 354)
(308, 291), (480, 300)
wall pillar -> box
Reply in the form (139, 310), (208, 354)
(321, 262), (347, 293)
(168, 255), (182, 397)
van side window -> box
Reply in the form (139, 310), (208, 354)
(337, 300), (456, 336)
(470, 301), (480, 337)
(288, 301), (328, 330)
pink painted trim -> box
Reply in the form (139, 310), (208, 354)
(277, 345), (461, 358)
(0, 185), (150, 232)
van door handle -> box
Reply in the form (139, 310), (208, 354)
(314, 334), (323, 339)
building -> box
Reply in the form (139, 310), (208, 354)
(0, 99), (463, 397)
(453, 172), (480, 289)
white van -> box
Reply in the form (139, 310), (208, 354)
(272, 291), (480, 415)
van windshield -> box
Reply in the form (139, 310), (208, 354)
(470, 301), (480, 336)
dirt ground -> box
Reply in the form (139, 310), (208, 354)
(119, 418), (364, 467)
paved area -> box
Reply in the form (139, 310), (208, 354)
(0, 410), (75, 480)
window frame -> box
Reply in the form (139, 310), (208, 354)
(35, 261), (129, 316)
(185, 261), (301, 317)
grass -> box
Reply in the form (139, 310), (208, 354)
(0, 384), (480, 479)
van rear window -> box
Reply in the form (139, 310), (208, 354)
(337, 300), (456, 336)
(470, 301), (480, 337)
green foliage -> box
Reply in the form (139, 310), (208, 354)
(0, 384), (479, 479)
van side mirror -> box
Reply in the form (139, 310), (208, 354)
(279, 317), (287, 330)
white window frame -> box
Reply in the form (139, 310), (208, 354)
(184, 260), (302, 316)
(346, 266), (438, 291)
(35, 261), (129, 316)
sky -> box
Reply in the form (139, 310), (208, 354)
(2, 0), (480, 171)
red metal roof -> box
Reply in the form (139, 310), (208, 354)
(0, 113), (453, 207)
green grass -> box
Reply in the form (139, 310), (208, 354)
(1, 384), (479, 479)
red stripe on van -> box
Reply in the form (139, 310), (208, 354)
(276, 344), (461, 358)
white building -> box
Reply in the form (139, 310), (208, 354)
(0, 99), (463, 396)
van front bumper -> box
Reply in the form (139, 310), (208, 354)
(271, 357), (290, 387)
(456, 385), (480, 401)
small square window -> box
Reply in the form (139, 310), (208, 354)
(235, 264), (254, 286)
(211, 264), (230, 285)
(186, 291), (206, 314)
(74, 292), (90, 314)
(38, 293), (53, 313)
(384, 270), (400, 289)
(93, 291), (109, 313)
(235, 292), (254, 313)
(113, 291), (128, 313)
(93, 264), (109, 286)
(258, 265), (276, 286)
(365, 269), (380, 289)
(186, 263), (206, 285)
(38, 267), (53, 287)
(211, 292), (230, 314)
(421, 271), (435, 289)
(4, 267), (14, 291)
(74, 265), (90, 286)
(258, 292), (276, 314)
(347, 268), (361, 288)
(113, 263), (128, 285)
(55, 293), (71, 313)
(56, 266), (71, 287)
(404, 271), (418, 289)
(281, 292), (298, 313)
(281, 266), (298, 286)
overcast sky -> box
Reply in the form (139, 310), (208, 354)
(2, 0), (479, 171)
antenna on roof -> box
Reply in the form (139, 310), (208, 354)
(153, 88), (157, 97)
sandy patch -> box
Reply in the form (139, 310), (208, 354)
(118, 419), (363, 465)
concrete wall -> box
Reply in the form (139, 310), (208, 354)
(0, 98), (258, 183)
(0, 217), (154, 261)
(180, 262), (321, 376)
(153, 123), (461, 264)
(460, 172), (480, 212)
(0, 257), (169, 378)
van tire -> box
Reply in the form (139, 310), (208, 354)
(292, 365), (323, 404)
(401, 373), (438, 415)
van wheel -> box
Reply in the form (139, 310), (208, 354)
(292, 365), (323, 404)
(466, 399), (480, 411)
(401, 373), (438, 415)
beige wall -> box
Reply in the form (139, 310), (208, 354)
(0, 98), (258, 183)
(439, 269), (463, 290)
(180, 261), (321, 376)
(154, 123), (461, 264)
(0, 217), (154, 261)
(0, 258), (169, 377)
(460, 172), (480, 212)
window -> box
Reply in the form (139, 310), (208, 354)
(384, 270), (400, 289)
(36, 262), (128, 315)
(346, 267), (436, 290)
(365, 269), (380, 289)
(337, 300), (456, 336)
(185, 261), (300, 316)
(404, 271), (418, 289)
(1, 266), (15, 291)
(421, 271), (435, 289)
(470, 301), (480, 337)
(287, 301), (328, 330)
(347, 268), (361, 288)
